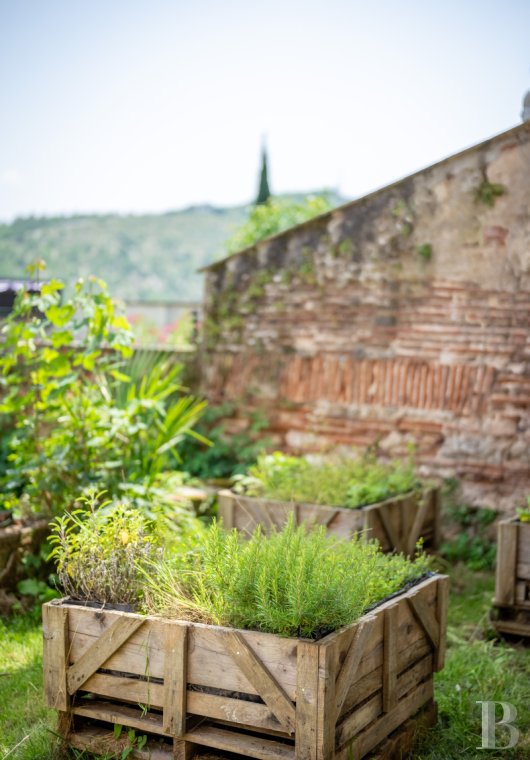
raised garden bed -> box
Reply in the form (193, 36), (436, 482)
(218, 488), (440, 557)
(0, 517), (49, 591)
(492, 516), (530, 637)
(43, 573), (448, 760)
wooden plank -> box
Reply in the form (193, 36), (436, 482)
(495, 520), (518, 606)
(382, 604), (398, 713)
(187, 691), (286, 734)
(435, 574), (449, 671)
(67, 616), (144, 694)
(223, 630), (296, 735)
(317, 643), (336, 760)
(183, 724), (295, 760)
(295, 641), (319, 760)
(377, 504), (405, 553)
(81, 672), (164, 708)
(72, 700), (168, 736)
(42, 603), (69, 711)
(407, 594), (440, 651)
(516, 563), (530, 581)
(406, 492), (431, 557)
(163, 623), (188, 736)
(334, 618), (374, 720)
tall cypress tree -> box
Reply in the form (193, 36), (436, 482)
(255, 145), (271, 205)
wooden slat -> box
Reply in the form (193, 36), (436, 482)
(81, 672), (164, 708)
(495, 519), (518, 606)
(72, 700), (168, 736)
(516, 563), (530, 581)
(435, 574), (449, 671)
(334, 618), (374, 720)
(163, 623), (188, 736)
(184, 724), (295, 760)
(295, 641), (319, 760)
(377, 504), (405, 553)
(317, 643), (335, 760)
(187, 691), (286, 735)
(67, 616), (144, 694)
(406, 492), (431, 557)
(382, 604), (398, 713)
(42, 603), (69, 711)
(223, 630), (296, 735)
(407, 594), (440, 650)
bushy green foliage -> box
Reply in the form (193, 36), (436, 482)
(0, 270), (206, 517)
(225, 195), (333, 254)
(141, 516), (430, 638)
(237, 451), (421, 508)
(176, 402), (269, 480)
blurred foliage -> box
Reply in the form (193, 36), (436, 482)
(176, 402), (270, 480)
(225, 194), (335, 254)
(0, 268), (206, 517)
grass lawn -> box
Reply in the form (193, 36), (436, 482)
(2, 565), (530, 759)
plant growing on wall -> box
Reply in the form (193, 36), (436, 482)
(475, 179), (506, 207)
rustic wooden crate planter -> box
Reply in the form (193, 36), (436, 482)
(218, 487), (440, 556)
(493, 516), (530, 637)
(43, 574), (448, 760)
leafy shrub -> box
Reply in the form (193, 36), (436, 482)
(176, 402), (269, 480)
(225, 195), (333, 254)
(48, 491), (162, 606)
(236, 451), (421, 508)
(141, 516), (430, 638)
(0, 269), (206, 517)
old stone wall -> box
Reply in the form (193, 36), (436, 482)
(201, 122), (530, 510)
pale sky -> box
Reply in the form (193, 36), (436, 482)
(1, 0), (529, 222)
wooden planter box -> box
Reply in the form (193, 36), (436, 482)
(43, 574), (448, 760)
(493, 516), (530, 637)
(218, 488), (440, 557)
(0, 517), (49, 591)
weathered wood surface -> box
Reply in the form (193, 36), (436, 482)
(493, 518), (530, 638)
(218, 487), (439, 556)
(44, 573), (447, 760)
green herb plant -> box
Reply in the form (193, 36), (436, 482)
(48, 490), (162, 606)
(140, 515), (430, 638)
(235, 451), (421, 508)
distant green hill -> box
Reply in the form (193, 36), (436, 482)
(0, 193), (343, 301)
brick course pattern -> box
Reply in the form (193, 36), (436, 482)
(201, 123), (530, 511)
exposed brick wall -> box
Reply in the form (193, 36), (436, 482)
(201, 123), (530, 511)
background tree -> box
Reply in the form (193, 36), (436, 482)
(255, 145), (271, 205)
